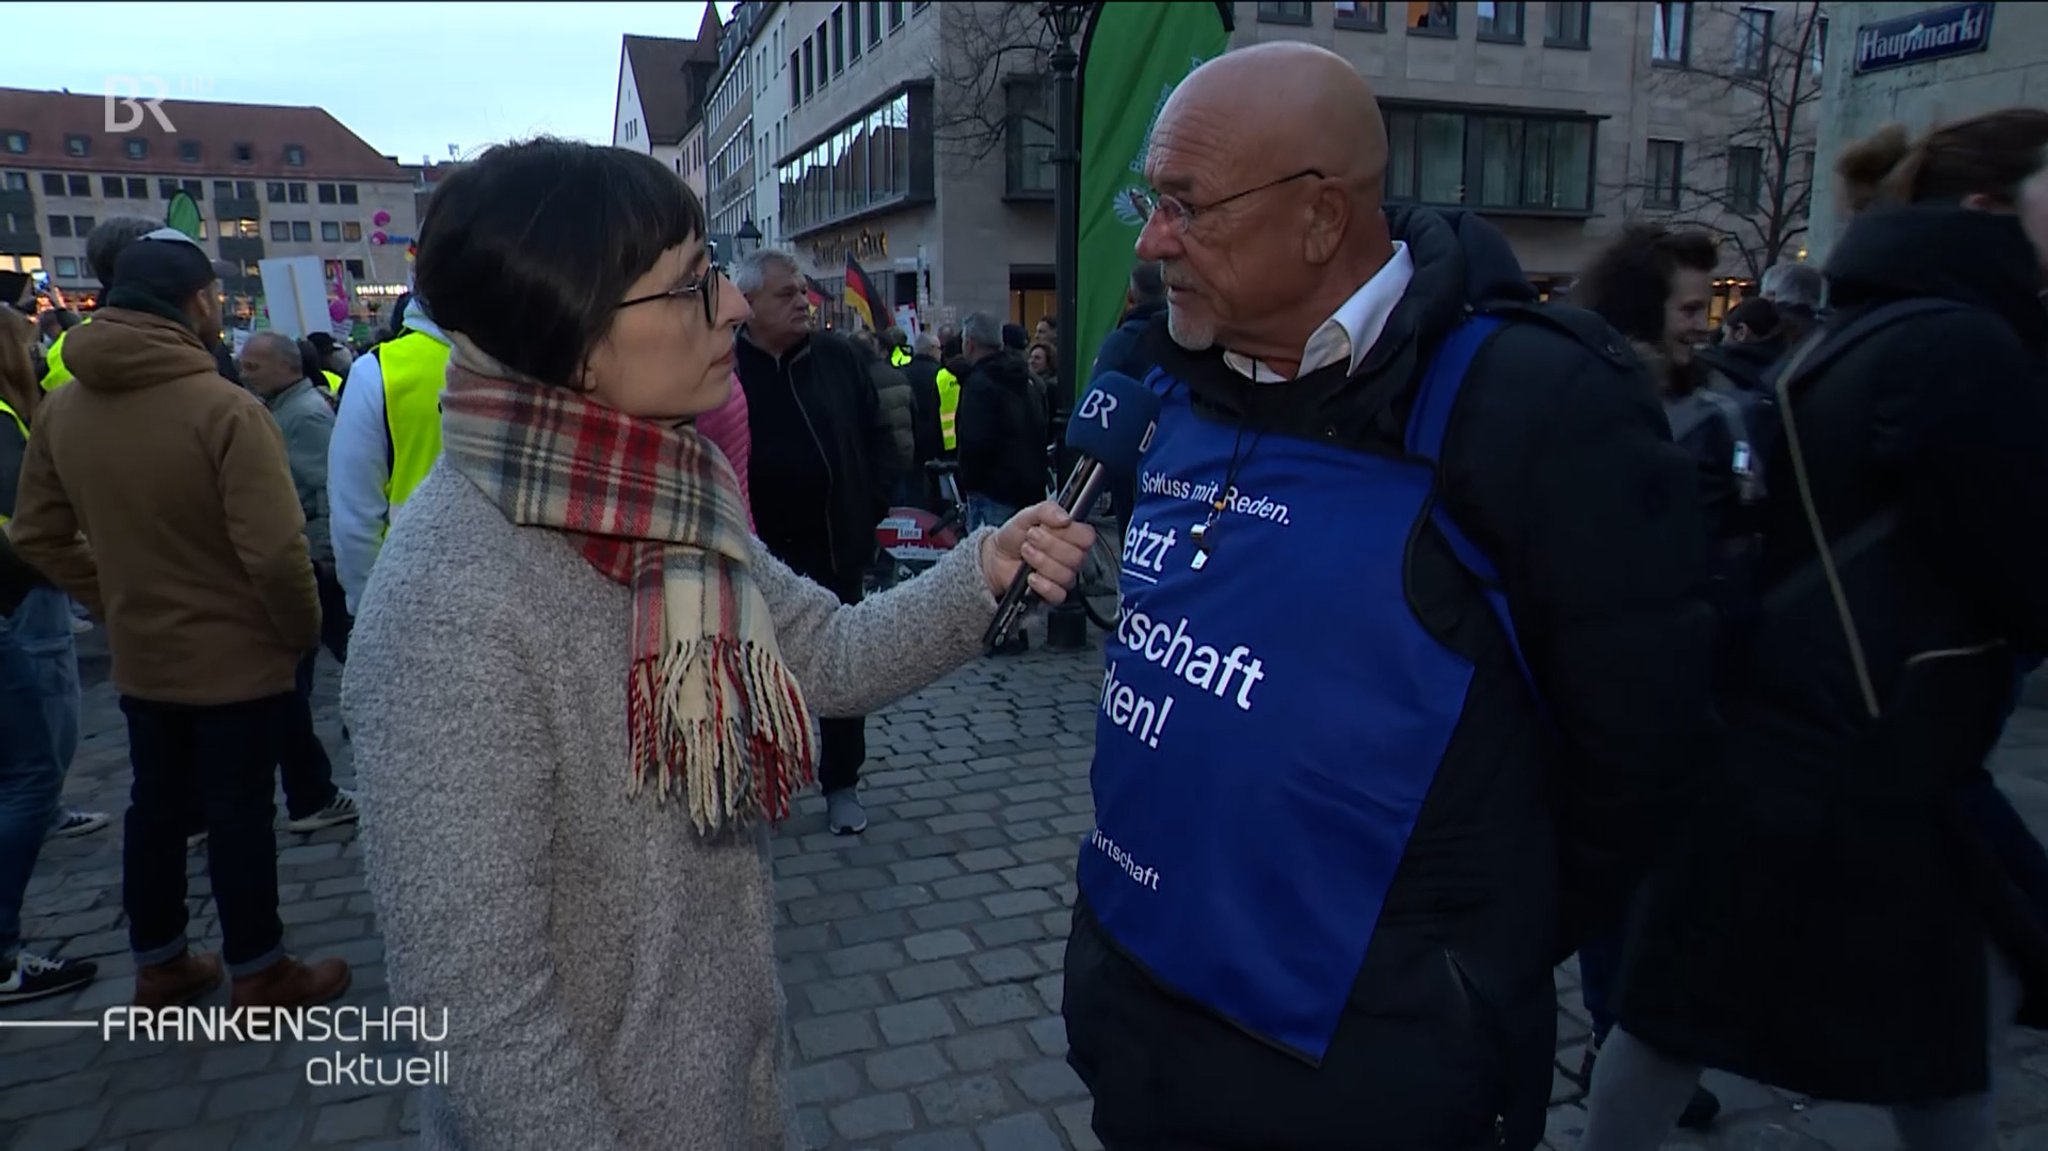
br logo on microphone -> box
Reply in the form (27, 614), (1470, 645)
(1076, 388), (1119, 430)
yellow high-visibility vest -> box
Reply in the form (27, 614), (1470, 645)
(935, 367), (960, 452)
(380, 330), (454, 517)
(39, 317), (88, 391)
(889, 346), (911, 369)
(0, 397), (25, 525)
(321, 369), (342, 395)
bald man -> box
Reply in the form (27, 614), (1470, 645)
(1063, 43), (1718, 1150)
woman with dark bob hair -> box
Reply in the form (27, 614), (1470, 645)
(341, 138), (1095, 1149)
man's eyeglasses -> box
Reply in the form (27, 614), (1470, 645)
(618, 241), (725, 325)
(1135, 169), (1327, 235)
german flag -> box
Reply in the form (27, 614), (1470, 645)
(843, 253), (881, 330)
(803, 275), (828, 314)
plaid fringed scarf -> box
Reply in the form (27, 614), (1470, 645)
(439, 363), (816, 837)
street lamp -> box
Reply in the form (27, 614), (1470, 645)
(736, 218), (763, 256)
(1039, 0), (1095, 653)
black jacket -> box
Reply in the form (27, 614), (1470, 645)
(900, 352), (946, 472)
(1064, 207), (1718, 1150)
(954, 349), (1048, 511)
(1698, 333), (1785, 393)
(735, 329), (892, 594)
(860, 348), (915, 492)
(0, 418), (44, 615)
(1617, 204), (2048, 1104)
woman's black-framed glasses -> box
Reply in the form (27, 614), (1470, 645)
(618, 240), (724, 325)
(1135, 169), (1327, 234)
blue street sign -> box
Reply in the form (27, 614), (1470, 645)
(1854, 2), (1994, 75)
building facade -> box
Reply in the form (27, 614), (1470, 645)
(613, 19), (721, 200)
(0, 88), (416, 318)
(1241, 1), (1826, 305)
(1808, 1), (2041, 262)
(706, 2), (767, 249)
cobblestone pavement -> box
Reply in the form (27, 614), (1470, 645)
(7, 630), (2048, 1150)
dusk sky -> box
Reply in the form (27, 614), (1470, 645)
(8, 2), (728, 163)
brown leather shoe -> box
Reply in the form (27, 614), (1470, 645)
(133, 951), (223, 1009)
(231, 955), (351, 1009)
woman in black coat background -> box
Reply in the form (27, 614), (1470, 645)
(1583, 108), (2048, 1151)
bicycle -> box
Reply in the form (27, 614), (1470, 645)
(870, 456), (1123, 634)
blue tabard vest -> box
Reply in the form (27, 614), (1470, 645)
(1080, 316), (1529, 1063)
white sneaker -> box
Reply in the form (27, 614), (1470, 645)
(285, 789), (360, 833)
(49, 808), (110, 838)
(186, 831), (208, 851)
(826, 788), (868, 836)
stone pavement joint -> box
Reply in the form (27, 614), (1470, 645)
(8, 634), (2048, 1149)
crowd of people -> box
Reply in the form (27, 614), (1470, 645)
(0, 32), (2044, 1151)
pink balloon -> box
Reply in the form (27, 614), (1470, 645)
(372, 210), (392, 227)
(370, 232), (387, 246)
(328, 299), (349, 323)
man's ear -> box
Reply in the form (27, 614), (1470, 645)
(1303, 186), (1349, 266)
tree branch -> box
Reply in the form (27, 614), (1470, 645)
(927, 1), (1052, 163)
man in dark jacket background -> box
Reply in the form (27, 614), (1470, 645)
(1089, 261), (1168, 529)
(1062, 43), (1717, 1151)
(850, 330), (914, 504)
(953, 311), (1048, 533)
(733, 248), (894, 836)
(900, 332), (947, 506)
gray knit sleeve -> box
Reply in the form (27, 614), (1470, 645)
(752, 529), (998, 719)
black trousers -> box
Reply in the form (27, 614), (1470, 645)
(314, 560), (351, 665)
(278, 652), (338, 821)
(123, 694), (289, 971)
(818, 575), (867, 793)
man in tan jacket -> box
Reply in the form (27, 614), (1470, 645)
(10, 231), (350, 1010)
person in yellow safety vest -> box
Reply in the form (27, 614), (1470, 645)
(40, 216), (163, 392)
(327, 301), (453, 618)
(889, 345), (911, 369)
(321, 368), (343, 397)
(935, 364), (960, 453)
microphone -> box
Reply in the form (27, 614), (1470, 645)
(984, 371), (1161, 650)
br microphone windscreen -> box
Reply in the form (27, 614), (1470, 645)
(1064, 371), (1161, 477)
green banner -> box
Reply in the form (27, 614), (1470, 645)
(165, 191), (202, 242)
(1074, 0), (1232, 398)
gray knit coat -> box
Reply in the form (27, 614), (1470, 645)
(341, 465), (998, 1150)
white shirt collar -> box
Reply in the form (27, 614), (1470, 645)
(1223, 242), (1414, 383)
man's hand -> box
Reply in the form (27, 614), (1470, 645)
(980, 502), (1096, 602)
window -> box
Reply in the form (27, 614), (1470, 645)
(888, 1), (904, 31)
(41, 174), (63, 196)
(284, 144), (306, 167)
(1007, 80), (1054, 197)
(72, 215), (93, 234)
(126, 138), (147, 160)
(1810, 14), (1828, 73)
(1735, 7), (1772, 76)
(816, 22), (830, 88)
(48, 215), (72, 237)
(267, 181), (286, 203)
(291, 221), (312, 242)
(779, 89), (924, 235)
(182, 178), (203, 200)
(1477, 2), (1523, 41)
(5, 172), (28, 191)
(1728, 145), (1763, 213)
(850, 9), (863, 61)
(790, 51), (802, 103)
(345, 259), (365, 279)
(868, 1), (882, 45)
(344, 221), (362, 242)
(1334, 2), (1387, 30)
(64, 134), (89, 158)
(105, 176), (127, 197)
(1407, 1), (1456, 34)
(321, 221), (341, 242)
(1647, 139), (1684, 209)
(288, 183), (307, 204)
(233, 141), (254, 164)
(178, 140), (201, 163)
(1545, 1), (1590, 47)
(271, 221), (291, 241)
(1384, 106), (1596, 212)
(228, 218), (260, 237)
(55, 257), (79, 278)
(832, 7), (845, 74)
(237, 180), (256, 199)
(1651, 2), (1690, 64)
(67, 175), (89, 197)
(159, 178), (181, 200)
(2, 132), (26, 154)
(126, 177), (146, 199)
(803, 39), (816, 99)
(212, 179), (233, 200)
(318, 183), (338, 204)
(194, 219), (208, 240)
(1257, 2), (1311, 25)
